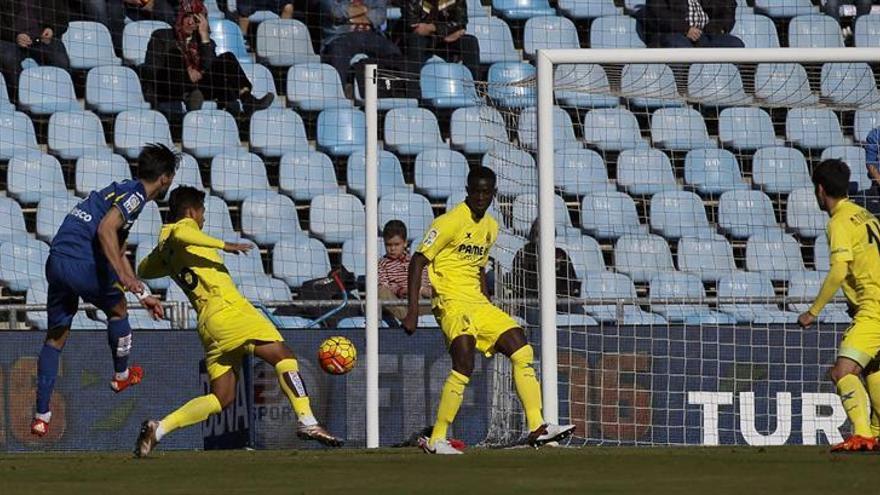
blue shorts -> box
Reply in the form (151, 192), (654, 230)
(45, 254), (124, 329)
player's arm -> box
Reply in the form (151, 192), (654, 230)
(98, 207), (143, 293)
(800, 220), (853, 328)
(402, 253), (429, 335)
(172, 222), (252, 254)
(805, 261), (848, 319)
(137, 246), (170, 280)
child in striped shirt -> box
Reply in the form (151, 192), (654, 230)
(379, 220), (432, 321)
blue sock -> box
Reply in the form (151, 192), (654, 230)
(107, 317), (132, 374)
(36, 344), (62, 414)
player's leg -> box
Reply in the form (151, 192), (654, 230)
(832, 320), (880, 451)
(862, 360), (880, 437)
(102, 297), (144, 392)
(427, 334), (475, 452)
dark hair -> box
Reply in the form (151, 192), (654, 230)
(812, 159), (850, 199)
(467, 166), (497, 189)
(138, 143), (179, 182)
(168, 186), (206, 222)
(382, 219), (407, 240)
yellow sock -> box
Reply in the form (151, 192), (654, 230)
(430, 370), (469, 443)
(865, 371), (880, 437)
(275, 358), (316, 423)
(837, 374), (872, 438)
(159, 394), (222, 439)
(510, 345), (544, 431)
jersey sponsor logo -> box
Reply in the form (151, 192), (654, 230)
(123, 193), (142, 214)
(422, 229), (439, 247)
(69, 207), (93, 223)
(457, 244), (486, 256)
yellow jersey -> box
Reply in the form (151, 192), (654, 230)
(416, 202), (499, 305)
(823, 199), (880, 320)
(137, 218), (248, 323)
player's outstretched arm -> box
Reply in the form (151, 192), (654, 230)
(799, 261), (847, 328)
(402, 253), (429, 335)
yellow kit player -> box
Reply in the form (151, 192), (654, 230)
(402, 166), (575, 454)
(799, 159), (880, 453)
(133, 186), (342, 457)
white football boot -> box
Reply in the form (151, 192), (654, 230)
(419, 437), (463, 455)
(527, 423), (576, 447)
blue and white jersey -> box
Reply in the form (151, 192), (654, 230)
(50, 180), (147, 263)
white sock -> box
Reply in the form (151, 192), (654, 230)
(115, 369), (130, 381)
(299, 415), (318, 427)
(155, 422), (167, 442)
(34, 411), (52, 423)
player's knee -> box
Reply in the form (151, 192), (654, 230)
(214, 391), (236, 409)
(830, 362), (862, 383)
(509, 344), (534, 368)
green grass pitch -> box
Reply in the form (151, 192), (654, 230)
(0, 447), (875, 494)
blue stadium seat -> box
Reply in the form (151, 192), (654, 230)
(554, 64), (619, 108)
(203, 194), (237, 238)
(492, 0), (555, 20)
(786, 187), (825, 238)
(136, 242), (169, 290)
(415, 148), (469, 200)
(0, 197), (27, 243)
(36, 195), (79, 242)
(239, 276), (292, 304)
(687, 63), (752, 106)
(482, 147), (536, 197)
(487, 62), (536, 108)
(492, 229), (528, 271)
(341, 236), (383, 278)
(279, 151), (339, 201)
(384, 107), (448, 155)
(182, 110), (241, 159)
(18, 66), (79, 115)
(0, 73), (14, 112)
(127, 201), (161, 247)
(651, 107), (716, 150)
(347, 150), (408, 199)
(242, 63), (280, 106)
(0, 239), (50, 292)
(273, 237), (332, 287)
(589, 15), (645, 48)
(286, 63), (351, 112)
(211, 151), (270, 202)
(820, 63), (880, 107)
(557, 234), (606, 276)
(249, 108), (308, 157)
(821, 146), (871, 191)
(114, 110), (174, 160)
(753, 0), (817, 17)
(855, 110), (880, 142)
(272, 314), (315, 328)
(122, 21), (171, 66)
(555, 148), (614, 195)
(48, 110), (108, 160)
(310, 193), (365, 243)
(787, 271), (851, 323)
(649, 272), (737, 324)
(745, 232), (805, 281)
(786, 108), (848, 149)
(28, 281), (106, 330)
(684, 148), (749, 195)
(620, 64), (683, 109)
(517, 106), (580, 151)
(74, 153), (131, 197)
(524, 16), (580, 57)
(336, 317), (390, 329)
(466, 16), (520, 64)
(169, 153), (205, 193)
(718, 272), (798, 323)
(62, 21), (121, 69)
(209, 19), (251, 64)
(450, 106), (510, 154)
(614, 234), (675, 283)
(467, 0), (489, 17)
(581, 272), (666, 324)
(420, 62), (480, 108)
(317, 108), (365, 157)
(582, 107), (648, 151)
(855, 14), (880, 47)
(85, 66), (149, 114)
(557, 0), (620, 18)
(581, 191), (647, 240)
(241, 191), (304, 246)
(677, 236), (738, 282)
(788, 14), (842, 47)
(7, 151), (67, 204)
(510, 193), (579, 237)
(731, 13), (781, 47)
(617, 148), (679, 196)
(718, 107), (783, 151)
(0, 111), (39, 159)
(256, 19), (321, 67)
(649, 190), (715, 240)
(204, 0), (226, 19)
(814, 233), (829, 272)
(379, 192), (435, 242)
(718, 189), (781, 238)
(754, 63), (818, 106)
(223, 245), (270, 283)
(752, 146), (811, 194)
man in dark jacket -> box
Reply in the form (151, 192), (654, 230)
(0, 0), (70, 97)
(643, 0), (743, 47)
(402, 0), (479, 79)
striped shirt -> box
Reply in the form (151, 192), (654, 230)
(378, 252), (432, 298)
(687, 0), (709, 29)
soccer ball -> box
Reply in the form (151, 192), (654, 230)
(318, 336), (357, 375)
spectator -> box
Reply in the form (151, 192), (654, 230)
(402, 0), (480, 80)
(0, 0), (70, 98)
(140, 0), (273, 117)
(320, 0), (402, 85)
(511, 220), (583, 326)
(378, 220), (432, 322)
(237, 0), (294, 35)
(643, 0), (743, 47)
(71, 0), (178, 54)
(824, 0), (872, 21)
(863, 127), (880, 212)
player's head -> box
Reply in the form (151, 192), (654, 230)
(812, 159), (850, 212)
(382, 220), (408, 258)
(465, 166), (497, 219)
(168, 186), (206, 228)
(138, 143), (179, 200)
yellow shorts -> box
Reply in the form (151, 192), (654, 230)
(199, 302), (284, 380)
(433, 300), (520, 357)
(839, 316), (880, 368)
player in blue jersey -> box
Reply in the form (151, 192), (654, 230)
(30, 143), (178, 437)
